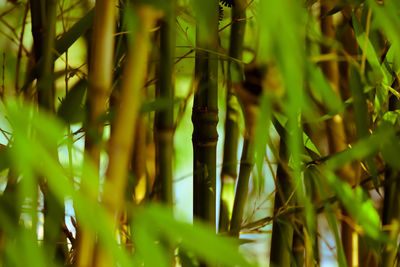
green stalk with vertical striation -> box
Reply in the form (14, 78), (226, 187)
(154, 1), (175, 206)
(219, 0), (246, 233)
(381, 93), (400, 267)
(229, 62), (263, 237)
(77, 0), (116, 265)
(229, 138), (254, 237)
(270, 120), (294, 267)
(192, 0), (219, 227)
(381, 169), (400, 267)
(99, 5), (161, 266)
(30, 0), (68, 262)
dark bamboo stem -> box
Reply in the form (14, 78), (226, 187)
(292, 227), (305, 267)
(229, 63), (262, 237)
(229, 138), (254, 237)
(380, 96), (400, 267)
(381, 169), (400, 267)
(154, 1), (175, 206)
(270, 138), (294, 267)
(219, 0), (246, 233)
(192, 0), (219, 227)
(30, 0), (68, 262)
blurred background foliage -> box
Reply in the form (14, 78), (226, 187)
(0, 0), (400, 266)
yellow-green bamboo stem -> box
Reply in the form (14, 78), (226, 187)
(131, 118), (147, 203)
(321, 4), (355, 266)
(84, 0), (116, 169)
(97, 6), (161, 267)
(77, 0), (116, 266)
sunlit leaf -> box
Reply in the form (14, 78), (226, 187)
(326, 172), (387, 242)
(308, 63), (342, 113)
(141, 204), (255, 267)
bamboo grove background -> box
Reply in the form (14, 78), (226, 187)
(0, 0), (400, 266)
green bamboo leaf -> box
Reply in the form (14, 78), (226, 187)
(142, 204), (255, 267)
(352, 12), (386, 84)
(132, 218), (169, 267)
(17, 230), (47, 267)
(382, 110), (400, 126)
(254, 94), (271, 192)
(302, 132), (321, 157)
(326, 172), (387, 243)
(57, 79), (87, 124)
(382, 45), (400, 79)
(381, 136), (400, 171)
(308, 63), (342, 113)
(368, 0), (400, 56)
(349, 65), (378, 187)
(373, 85), (389, 121)
(311, 168), (347, 267)
(273, 115), (320, 160)
(6, 101), (133, 266)
(325, 123), (394, 170)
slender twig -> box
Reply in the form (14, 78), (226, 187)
(15, 0), (29, 92)
(360, 8), (372, 75)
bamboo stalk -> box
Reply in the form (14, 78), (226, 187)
(30, 0), (68, 262)
(154, 1), (175, 205)
(229, 138), (254, 237)
(36, 0), (56, 110)
(84, 0), (116, 170)
(192, 0), (219, 227)
(228, 64), (261, 237)
(132, 117), (148, 203)
(270, 137), (294, 267)
(380, 95), (400, 267)
(381, 169), (400, 267)
(97, 5), (161, 267)
(77, 0), (116, 265)
(321, 4), (356, 266)
(219, 0), (246, 233)
(292, 227), (304, 267)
